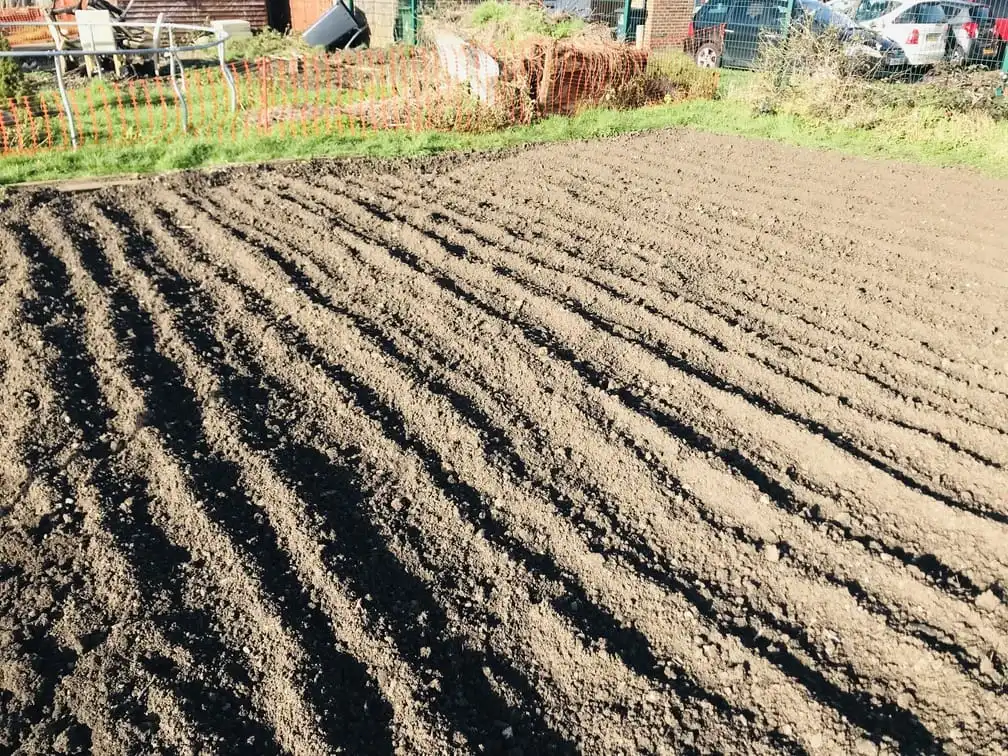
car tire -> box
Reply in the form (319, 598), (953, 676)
(949, 44), (967, 67)
(695, 43), (721, 69)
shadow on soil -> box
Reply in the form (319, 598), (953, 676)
(185, 193), (801, 752)
(305, 189), (953, 754)
(13, 223), (280, 753)
(94, 201), (580, 756)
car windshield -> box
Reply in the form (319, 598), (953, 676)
(695, 0), (731, 23)
(854, 0), (898, 19)
(799, 0), (860, 27)
(895, 2), (947, 23)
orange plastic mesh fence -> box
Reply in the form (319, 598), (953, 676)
(0, 41), (670, 157)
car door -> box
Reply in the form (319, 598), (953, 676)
(888, 2), (950, 63)
(723, 0), (786, 67)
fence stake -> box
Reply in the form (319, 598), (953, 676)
(54, 56), (77, 148)
(218, 31), (237, 113)
(168, 27), (189, 133)
(23, 95), (38, 151)
(9, 98), (23, 151)
(0, 107), (8, 154)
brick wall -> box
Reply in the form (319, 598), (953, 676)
(642, 0), (693, 50)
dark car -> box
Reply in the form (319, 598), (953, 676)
(946, 2), (1005, 66)
(988, 0), (1008, 41)
(685, 0), (908, 70)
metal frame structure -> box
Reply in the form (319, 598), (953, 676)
(0, 20), (236, 148)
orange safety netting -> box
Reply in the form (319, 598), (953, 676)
(0, 2), (82, 48)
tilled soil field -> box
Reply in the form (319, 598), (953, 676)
(2, 131), (1007, 756)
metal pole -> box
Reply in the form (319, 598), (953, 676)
(218, 32), (237, 112)
(168, 27), (188, 132)
(53, 57), (77, 149)
(781, 0), (795, 37)
(620, 0), (633, 43)
(998, 43), (1007, 97)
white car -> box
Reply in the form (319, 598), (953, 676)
(853, 0), (952, 65)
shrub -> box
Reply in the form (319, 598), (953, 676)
(222, 29), (314, 62)
(601, 54), (720, 110)
(0, 37), (36, 106)
(746, 21), (1007, 124)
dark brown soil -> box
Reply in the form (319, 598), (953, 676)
(1, 130), (1007, 756)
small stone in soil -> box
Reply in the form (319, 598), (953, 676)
(978, 656), (996, 678)
(975, 590), (1000, 612)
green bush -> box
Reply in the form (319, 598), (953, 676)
(222, 29), (314, 62)
(468, 1), (586, 40)
(0, 37), (36, 105)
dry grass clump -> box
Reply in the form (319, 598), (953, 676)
(747, 21), (1008, 126)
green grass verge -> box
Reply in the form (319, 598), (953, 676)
(3, 89), (1006, 185)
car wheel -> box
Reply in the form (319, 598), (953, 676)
(948, 44), (967, 67)
(695, 43), (721, 69)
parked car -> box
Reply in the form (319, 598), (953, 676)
(984, 0), (1008, 47)
(685, 0), (907, 71)
(945, 2), (1004, 65)
(853, 0), (959, 65)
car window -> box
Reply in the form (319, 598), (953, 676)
(802, 0), (859, 28)
(939, 2), (969, 21)
(854, 0), (898, 20)
(988, 0), (1008, 17)
(695, 0), (733, 23)
(731, 0), (785, 25)
(895, 2), (947, 23)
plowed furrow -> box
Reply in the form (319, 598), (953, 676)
(490, 151), (1008, 397)
(571, 144), (1008, 280)
(39, 204), (349, 756)
(249, 173), (1002, 598)
(432, 166), (1008, 439)
(214, 179), (1008, 753)
(354, 177), (1008, 523)
(128, 192), (693, 756)
(0, 221), (264, 755)
(76, 198), (460, 756)
(0, 226), (95, 752)
(158, 185), (831, 753)
(567, 139), (1008, 254)
(584, 147), (1008, 275)
(471, 155), (1008, 406)
(114, 193), (598, 755)
(222, 176), (1008, 645)
(6, 131), (1008, 756)
(307, 176), (1008, 568)
(258, 177), (1003, 603)
(213, 179), (1008, 695)
(374, 172), (1008, 473)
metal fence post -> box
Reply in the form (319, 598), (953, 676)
(168, 27), (188, 132)
(218, 32), (237, 112)
(53, 54), (77, 149)
(780, 0), (796, 37)
(619, 0), (632, 42)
